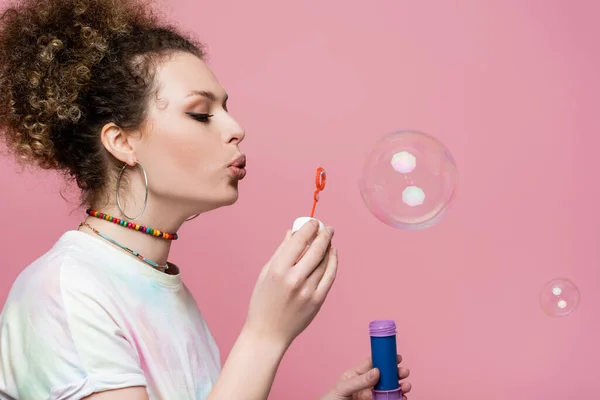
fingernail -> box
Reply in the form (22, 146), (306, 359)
(326, 226), (335, 235)
(311, 219), (319, 227)
(333, 247), (338, 256)
(369, 368), (378, 379)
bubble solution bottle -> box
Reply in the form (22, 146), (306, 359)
(370, 320), (402, 400)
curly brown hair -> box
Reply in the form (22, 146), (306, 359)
(0, 0), (205, 206)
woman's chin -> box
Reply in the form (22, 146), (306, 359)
(182, 187), (240, 215)
(222, 191), (239, 206)
(212, 188), (240, 208)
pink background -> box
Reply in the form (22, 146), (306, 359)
(1, 0), (599, 398)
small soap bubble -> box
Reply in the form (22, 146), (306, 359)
(539, 278), (580, 317)
(359, 131), (458, 229)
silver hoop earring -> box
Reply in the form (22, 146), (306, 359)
(185, 213), (200, 222)
(116, 162), (149, 221)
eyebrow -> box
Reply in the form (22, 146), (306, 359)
(185, 90), (228, 103)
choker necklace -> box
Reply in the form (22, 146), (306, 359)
(79, 222), (169, 271)
(86, 209), (178, 240)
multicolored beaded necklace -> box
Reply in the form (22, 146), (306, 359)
(86, 209), (178, 240)
(79, 222), (169, 271)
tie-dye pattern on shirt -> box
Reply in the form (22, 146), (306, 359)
(0, 231), (221, 400)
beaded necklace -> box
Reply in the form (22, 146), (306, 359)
(79, 222), (169, 271)
(86, 209), (178, 240)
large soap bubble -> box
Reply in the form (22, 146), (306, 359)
(359, 131), (458, 229)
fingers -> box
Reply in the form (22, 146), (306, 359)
(334, 355), (411, 399)
(399, 366), (410, 380)
(269, 229), (294, 261)
(258, 229), (293, 281)
(273, 220), (321, 268)
(399, 358), (411, 396)
(397, 354), (410, 381)
(334, 367), (380, 397)
(350, 355), (408, 380)
(401, 381), (412, 395)
(304, 246), (330, 290)
(314, 247), (338, 301)
(347, 357), (373, 376)
(334, 366), (411, 398)
(292, 226), (334, 281)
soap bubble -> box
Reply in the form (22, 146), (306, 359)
(539, 278), (580, 317)
(359, 131), (458, 229)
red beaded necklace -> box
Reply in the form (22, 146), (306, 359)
(86, 209), (179, 240)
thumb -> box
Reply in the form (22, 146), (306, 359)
(335, 368), (380, 396)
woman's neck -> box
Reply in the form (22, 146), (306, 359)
(79, 202), (190, 272)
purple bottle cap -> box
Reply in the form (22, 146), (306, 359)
(369, 320), (397, 337)
(372, 388), (402, 400)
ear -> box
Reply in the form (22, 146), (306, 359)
(100, 123), (138, 166)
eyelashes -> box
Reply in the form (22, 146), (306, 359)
(186, 112), (214, 123)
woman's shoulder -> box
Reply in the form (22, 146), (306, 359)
(4, 231), (112, 311)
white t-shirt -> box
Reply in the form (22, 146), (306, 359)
(0, 231), (221, 400)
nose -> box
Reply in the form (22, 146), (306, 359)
(223, 115), (245, 145)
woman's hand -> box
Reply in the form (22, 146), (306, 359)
(244, 220), (338, 349)
(209, 221), (338, 400)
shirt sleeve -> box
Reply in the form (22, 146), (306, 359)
(0, 258), (148, 400)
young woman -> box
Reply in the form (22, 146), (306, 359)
(0, 0), (412, 399)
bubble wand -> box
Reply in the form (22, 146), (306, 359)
(310, 167), (326, 218)
(292, 167), (327, 233)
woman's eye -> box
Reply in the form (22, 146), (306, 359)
(187, 112), (213, 123)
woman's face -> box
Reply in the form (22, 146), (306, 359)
(132, 52), (246, 215)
